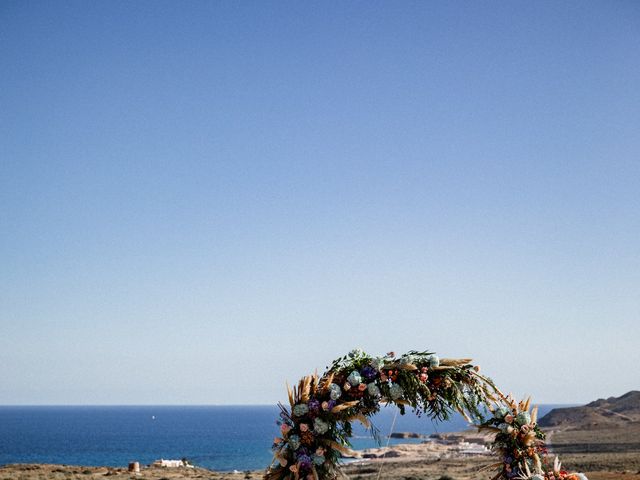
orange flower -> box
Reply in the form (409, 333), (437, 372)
(301, 431), (314, 446)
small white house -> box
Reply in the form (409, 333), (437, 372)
(152, 459), (192, 468)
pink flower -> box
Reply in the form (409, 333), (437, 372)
(505, 414), (514, 424)
(358, 383), (367, 391)
(299, 423), (309, 432)
(419, 373), (428, 382)
(280, 424), (291, 434)
(321, 401), (329, 411)
(421, 367), (428, 373)
(289, 465), (298, 473)
(343, 383), (351, 391)
(521, 424), (531, 433)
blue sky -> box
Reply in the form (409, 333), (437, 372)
(1, 1), (639, 405)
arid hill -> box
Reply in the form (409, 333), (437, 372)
(539, 390), (640, 429)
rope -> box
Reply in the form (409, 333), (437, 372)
(375, 408), (399, 480)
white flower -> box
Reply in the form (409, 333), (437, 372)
(370, 357), (384, 370)
(389, 383), (404, 400)
(329, 383), (342, 400)
(499, 423), (514, 434)
(348, 348), (365, 358)
(367, 383), (381, 397)
(399, 355), (414, 365)
(516, 411), (531, 425)
(347, 370), (362, 386)
(292, 404), (309, 417)
(494, 406), (509, 419)
(313, 418), (329, 435)
(426, 355), (440, 368)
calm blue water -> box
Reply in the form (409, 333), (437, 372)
(0, 405), (563, 472)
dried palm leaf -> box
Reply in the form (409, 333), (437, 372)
(286, 382), (294, 408)
(456, 405), (472, 423)
(478, 425), (501, 433)
(533, 453), (542, 473)
(263, 469), (282, 480)
(275, 453), (287, 467)
(300, 376), (312, 403)
(321, 439), (357, 457)
(321, 372), (335, 393)
(553, 456), (561, 474)
(440, 358), (473, 366)
(345, 413), (370, 429)
(397, 363), (418, 371)
(523, 431), (536, 446)
(330, 400), (360, 413)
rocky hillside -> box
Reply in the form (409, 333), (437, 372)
(539, 390), (640, 429)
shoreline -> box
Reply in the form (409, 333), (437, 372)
(3, 426), (639, 480)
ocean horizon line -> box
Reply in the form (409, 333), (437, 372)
(0, 403), (280, 407)
(0, 402), (579, 408)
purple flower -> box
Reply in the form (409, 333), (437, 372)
(327, 400), (336, 410)
(308, 399), (321, 414)
(361, 366), (378, 381)
(297, 454), (312, 471)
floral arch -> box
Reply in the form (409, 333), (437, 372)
(265, 349), (587, 480)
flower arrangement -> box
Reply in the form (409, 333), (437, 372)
(481, 393), (588, 480)
(265, 349), (497, 480)
(265, 348), (588, 480)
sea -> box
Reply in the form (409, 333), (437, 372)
(0, 404), (564, 472)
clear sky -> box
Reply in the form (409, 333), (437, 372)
(1, 1), (639, 405)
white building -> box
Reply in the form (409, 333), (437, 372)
(152, 459), (192, 468)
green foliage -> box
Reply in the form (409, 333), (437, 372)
(265, 349), (499, 480)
